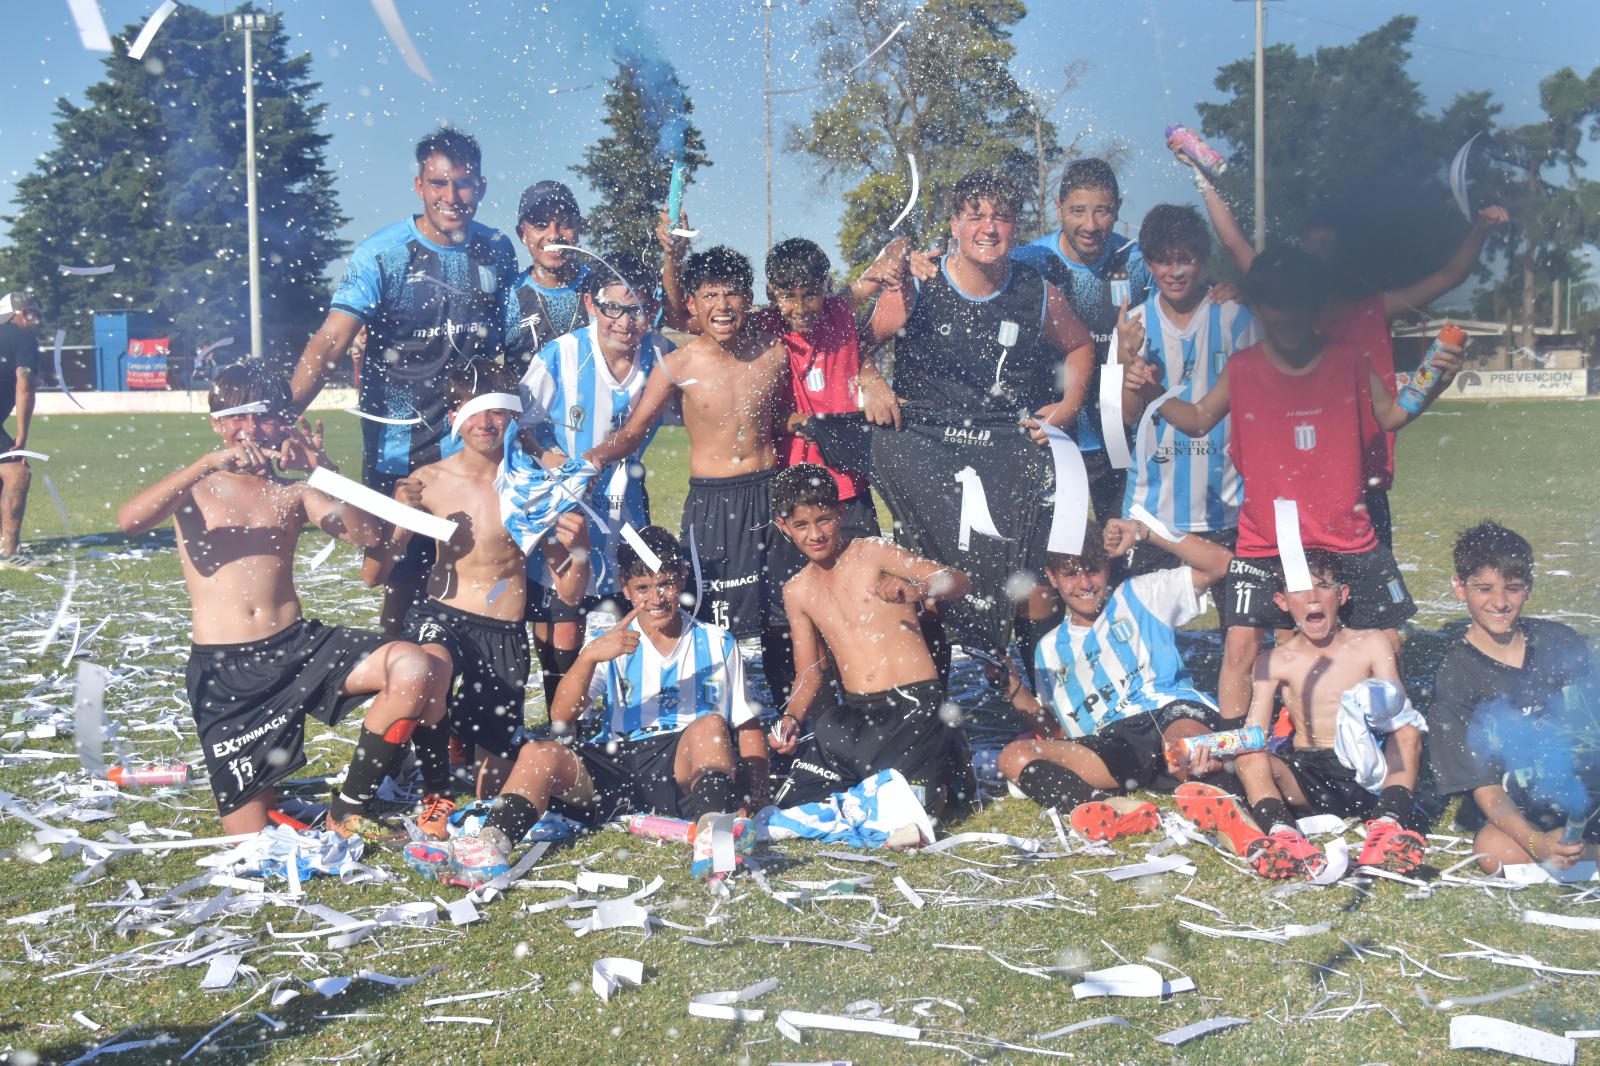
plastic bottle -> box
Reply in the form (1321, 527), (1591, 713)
(1164, 726), (1266, 772)
(108, 765), (189, 787)
(1397, 323), (1468, 413)
(1165, 125), (1229, 176)
(624, 813), (694, 843)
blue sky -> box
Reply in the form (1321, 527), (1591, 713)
(2, 1), (1595, 289)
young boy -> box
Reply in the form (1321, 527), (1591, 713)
(1427, 522), (1600, 874)
(502, 180), (591, 377)
(1185, 551), (1430, 878)
(519, 252), (675, 713)
(117, 362), (450, 840)
(362, 361), (588, 837)
(1155, 247), (1463, 722)
(768, 464), (973, 816)
(581, 247), (798, 701)
(1115, 204), (1257, 576)
(403, 527), (768, 884)
(996, 517), (1233, 841)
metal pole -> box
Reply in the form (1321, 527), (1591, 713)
(1253, 0), (1266, 251)
(243, 25), (264, 361)
(764, 0), (773, 251)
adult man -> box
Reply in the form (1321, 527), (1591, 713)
(0, 291), (41, 570)
(501, 180), (592, 377)
(290, 128), (518, 632)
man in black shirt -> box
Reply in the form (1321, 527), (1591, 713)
(1427, 521), (1599, 873)
(0, 291), (41, 570)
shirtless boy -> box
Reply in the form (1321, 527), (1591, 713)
(769, 464), (973, 816)
(363, 361), (588, 834)
(117, 363), (449, 840)
(1182, 551), (1430, 878)
(582, 246), (798, 701)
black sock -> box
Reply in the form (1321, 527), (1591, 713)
(1253, 796), (1294, 833)
(1016, 760), (1100, 811)
(330, 726), (410, 820)
(683, 771), (737, 823)
(483, 792), (541, 849)
(761, 628), (795, 709)
(536, 642), (580, 722)
(412, 720), (453, 795)
(1372, 784), (1413, 825)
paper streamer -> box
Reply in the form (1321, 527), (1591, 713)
(1450, 1016), (1575, 1065)
(3, 449), (49, 462)
(1524, 910), (1600, 931)
(688, 525), (704, 615)
(888, 153), (921, 231)
(49, 329), (83, 410)
(1037, 1016), (1134, 1040)
(344, 406), (422, 426)
(1072, 964), (1195, 999)
(688, 977), (777, 1021)
(368, 0), (435, 82)
(58, 264), (115, 276)
(72, 662), (108, 778)
(32, 474), (78, 656)
(450, 392), (522, 438)
(307, 538), (339, 571)
(1128, 504), (1181, 545)
(592, 957), (645, 1002)
(127, 1), (178, 60)
(65, 0), (113, 51)
(710, 812), (738, 875)
(1450, 133), (1482, 223)
(1155, 1017), (1250, 1046)
(776, 1009), (921, 1043)
(669, 228), (700, 238)
(1134, 382), (1187, 472)
(850, 20), (908, 72)
(547, 244), (641, 303)
(1308, 836), (1350, 885)
(1099, 349), (1134, 469)
(954, 467), (1007, 552)
(307, 467), (458, 543)
(1272, 499), (1313, 593)
(619, 523), (663, 572)
(1039, 423), (1090, 555)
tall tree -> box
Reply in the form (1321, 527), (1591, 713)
(790, 0), (1054, 272)
(572, 52), (711, 268)
(0, 3), (345, 358)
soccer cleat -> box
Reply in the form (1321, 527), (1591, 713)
(402, 840), (451, 882)
(1174, 781), (1271, 857)
(326, 810), (409, 846)
(1070, 797), (1161, 843)
(1259, 828), (1327, 880)
(1358, 818), (1426, 873)
(690, 815), (756, 881)
(416, 793), (457, 841)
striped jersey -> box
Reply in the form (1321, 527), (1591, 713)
(1117, 293), (1257, 532)
(518, 322), (674, 595)
(583, 611), (759, 742)
(1034, 567), (1215, 738)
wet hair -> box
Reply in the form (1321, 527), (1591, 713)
(616, 525), (689, 583)
(1453, 521), (1534, 584)
(1057, 158), (1121, 205)
(766, 238), (832, 290)
(948, 169), (1022, 219)
(415, 127), (482, 174)
(1139, 204), (1211, 264)
(209, 360), (292, 417)
(1044, 521), (1110, 575)
(682, 245), (753, 296)
(582, 251), (656, 301)
(441, 359), (516, 412)
(773, 463), (840, 517)
(1242, 245), (1331, 318)
(1272, 549), (1342, 593)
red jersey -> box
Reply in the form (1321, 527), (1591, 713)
(756, 296), (868, 501)
(1227, 338), (1378, 557)
(1321, 294), (1396, 490)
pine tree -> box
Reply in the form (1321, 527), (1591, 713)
(572, 53), (711, 268)
(0, 3), (346, 360)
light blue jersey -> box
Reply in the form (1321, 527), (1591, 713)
(1034, 567), (1214, 738)
(583, 611), (759, 742)
(1116, 293), (1257, 533)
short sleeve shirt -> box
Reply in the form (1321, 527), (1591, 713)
(0, 322), (40, 425)
(583, 611), (759, 742)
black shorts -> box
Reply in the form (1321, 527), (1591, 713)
(1279, 746), (1377, 819)
(571, 727), (718, 821)
(681, 467), (803, 638)
(187, 619), (385, 816)
(1219, 546), (1416, 631)
(1072, 701), (1223, 792)
(775, 679), (951, 807)
(402, 599), (529, 760)
(1123, 527), (1238, 579)
(1364, 488), (1393, 550)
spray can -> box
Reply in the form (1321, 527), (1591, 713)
(108, 765), (189, 788)
(1165, 726), (1266, 772)
(625, 813), (694, 843)
(1165, 125), (1229, 177)
(665, 163), (687, 227)
(1397, 323), (1468, 413)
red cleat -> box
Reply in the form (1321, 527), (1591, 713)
(1358, 819), (1426, 874)
(1070, 797), (1161, 843)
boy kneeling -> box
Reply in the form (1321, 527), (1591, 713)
(998, 518), (1232, 842)
(404, 526), (768, 884)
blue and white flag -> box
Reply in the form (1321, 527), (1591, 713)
(759, 769), (935, 850)
(495, 431), (598, 555)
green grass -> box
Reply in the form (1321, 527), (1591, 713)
(1, 402), (1598, 1065)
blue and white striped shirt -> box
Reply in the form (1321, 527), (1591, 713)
(1035, 567), (1214, 738)
(1117, 294), (1257, 533)
(583, 611), (759, 742)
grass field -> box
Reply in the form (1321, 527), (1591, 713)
(0, 401), (1598, 1065)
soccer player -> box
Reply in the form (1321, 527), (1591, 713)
(0, 291), (41, 569)
(502, 180), (592, 377)
(117, 362), (450, 840)
(290, 127), (518, 633)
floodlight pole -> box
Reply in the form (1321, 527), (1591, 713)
(764, 0), (773, 251)
(1235, 0), (1278, 251)
(231, 12), (271, 361)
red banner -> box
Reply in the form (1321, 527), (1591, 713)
(127, 337), (169, 389)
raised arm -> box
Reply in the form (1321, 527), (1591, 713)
(656, 209), (692, 332)
(1028, 282), (1095, 439)
(845, 238), (910, 313)
(116, 442), (272, 535)
(581, 362), (678, 468)
(1177, 149), (1256, 274)
(1367, 345), (1460, 432)
(291, 310), (363, 414)
(1156, 363), (1230, 437)
(1105, 516), (1233, 592)
(1381, 206), (1510, 320)
(549, 607), (642, 736)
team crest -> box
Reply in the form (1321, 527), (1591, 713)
(1293, 423), (1316, 451)
(478, 265), (497, 293)
(569, 405), (587, 432)
(701, 678), (724, 706)
(1109, 619), (1135, 644)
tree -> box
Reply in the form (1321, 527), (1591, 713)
(789, 0), (1055, 273)
(571, 52), (711, 269)
(0, 3), (346, 360)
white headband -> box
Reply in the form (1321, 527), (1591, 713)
(211, 401), (269, 418)
(451, 393), (523, 437)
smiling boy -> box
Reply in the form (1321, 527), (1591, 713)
(502, 180), (592, 377)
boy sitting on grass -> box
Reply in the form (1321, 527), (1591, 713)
(363, 360), (589, 836)
(117, 362), (449, 841)
(1427, 521), (1600, 874)
(768, 464), (973, 817)
(403, 527), (768, 885)
(1182, 551), (1429, 878)
(996, 517), (1232, 842)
